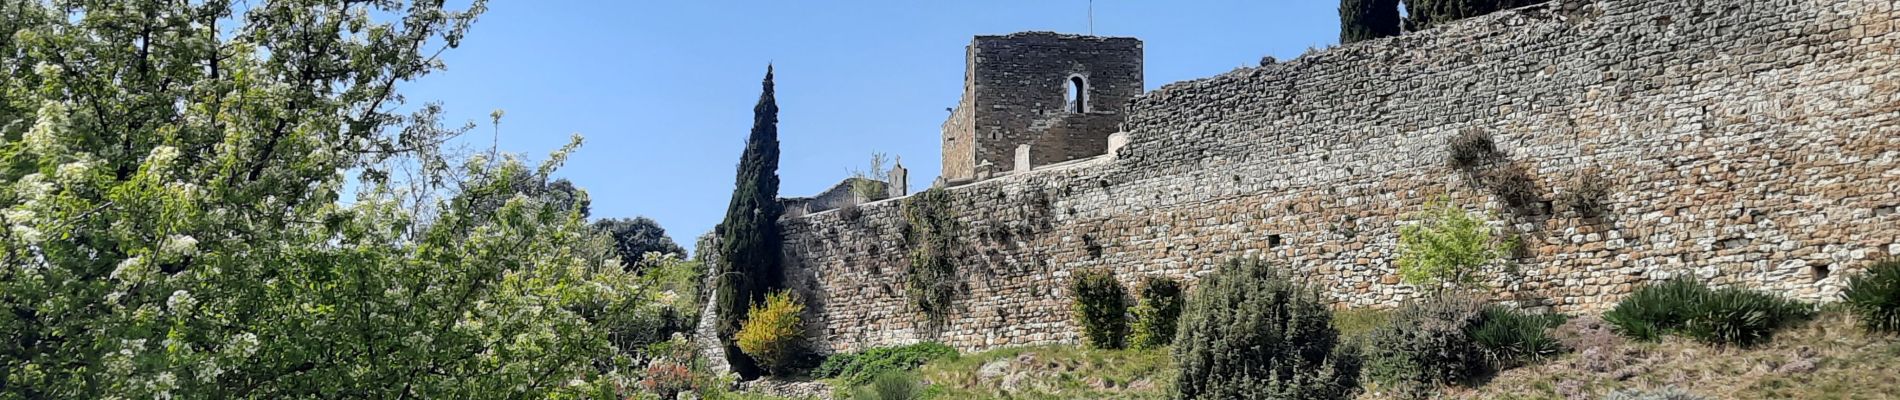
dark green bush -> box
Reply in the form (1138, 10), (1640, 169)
(1603, 278), (1709, 341)
(1470, 306), (1566, 368)
(1605, 278), (1814, 346)
(1843, 259), (1900, 334)
(849, 372), (924, 400)
(1173, 258), (1361, 400)
(1071, 269), (1129, 349)
(1130, 276), (1185, 349)
(1682, 287), (1814, 346)
(1367, 296), (1567, 396)
(814, 342), (958, 385)
(1364, 294), (1489, 395)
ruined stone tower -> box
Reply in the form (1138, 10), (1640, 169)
(940, 32), (1143, 183)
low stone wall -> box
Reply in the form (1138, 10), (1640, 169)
(782, 0), (1900, 353)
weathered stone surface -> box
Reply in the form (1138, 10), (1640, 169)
(785, 0), (1900, 354)
(942, 32), (1143, 181)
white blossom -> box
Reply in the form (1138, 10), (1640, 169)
(111, 256), (146, 281)
(10, 225), (42, 243)
(24, 102), (69, 154)
(146, 145), (180, 167)
(2, 209), (35, 224)
(161, 235), (199, 257)
(166, 290), (195, 314)
(229, 332), (260, 357)
(32, 61), (58, 77)
(13, 174), (51, 201)
(152, 372), (176, 400)
(55, 159), (94, 183)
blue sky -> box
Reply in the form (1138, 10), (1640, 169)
(400, 1), (1342, 254)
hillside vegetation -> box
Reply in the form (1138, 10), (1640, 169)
(892, 311), (1896, 400)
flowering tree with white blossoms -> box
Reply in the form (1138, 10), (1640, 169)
(0, 0), (659, 398)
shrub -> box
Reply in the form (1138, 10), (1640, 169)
(1364, 294), (1489, 395)
(1446, 129), (1499, 170)
(1173, 257), (1362, 400)
(1071, 269), (1130, 349)
(1681, 287), (1813, 346)
(1604, 278), (1814, 346)
(736, 290), (806, 374)
(639, 361), (699, 398)
(1603, 278), (1709, 341)
(1560, 168), (1612, 218)
(1475, 166), (1545, 212)
(1550, 315), (1631, 374)
(1396, 199), (1512, 289)
(850, 372), (924, 400)
(849, 152), (894, 202)
(1130, 276), (1186, 349)
(1470, 306), (1566, 368)
(1843, 258), (1900, 334)
(813, 342), (958, 385)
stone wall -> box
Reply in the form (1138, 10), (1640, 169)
(940, 32), (1143, 181)
(782, 178), (887, 218)
(785, 0), (1900, 353)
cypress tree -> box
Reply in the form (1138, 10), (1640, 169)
(716, 65), (786, 378)
(1401, 0), (1548, 32)
(1340, 0), (1402, 44)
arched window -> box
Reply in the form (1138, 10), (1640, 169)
(1065, 75), (1088, 113)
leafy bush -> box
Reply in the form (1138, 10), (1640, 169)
(814, 342), (958, 385)
(1603, 278), (1709, 341)
(1605, 278), (1814, 346)
(737, 290), (806, 374)
(1130, 276), (1185, 349)
(1396, 199), (1513, 289)
(1843, 258), (1900, 334)
(849, 152), (895, 202)
(1681, 287), (1813, 346)
(640, 361), (700, 398)
(849, 372), (925, 400)
(1365, 294), (1489, 395)
(1071, 269), (1130, 349)
(1470, 306), (1566, 368)
(1173, 258), (1362, 400)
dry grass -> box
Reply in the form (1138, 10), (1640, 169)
(886, 311), (1894, 399)
(913, 345), (1174, 399)
(1373, 311), (1900, 399)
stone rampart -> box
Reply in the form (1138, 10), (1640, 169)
(782, 0), (1900, 353)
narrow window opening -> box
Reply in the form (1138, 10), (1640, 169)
(1810, 263), (1830, 283)
(1066, 76), (1088, 113)
(1268, 234), (1283, 248)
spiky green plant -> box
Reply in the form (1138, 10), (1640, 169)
(1843, 259), (1900, 334)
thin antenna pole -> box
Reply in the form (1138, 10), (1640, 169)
(1088, 0), (1095, 35)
